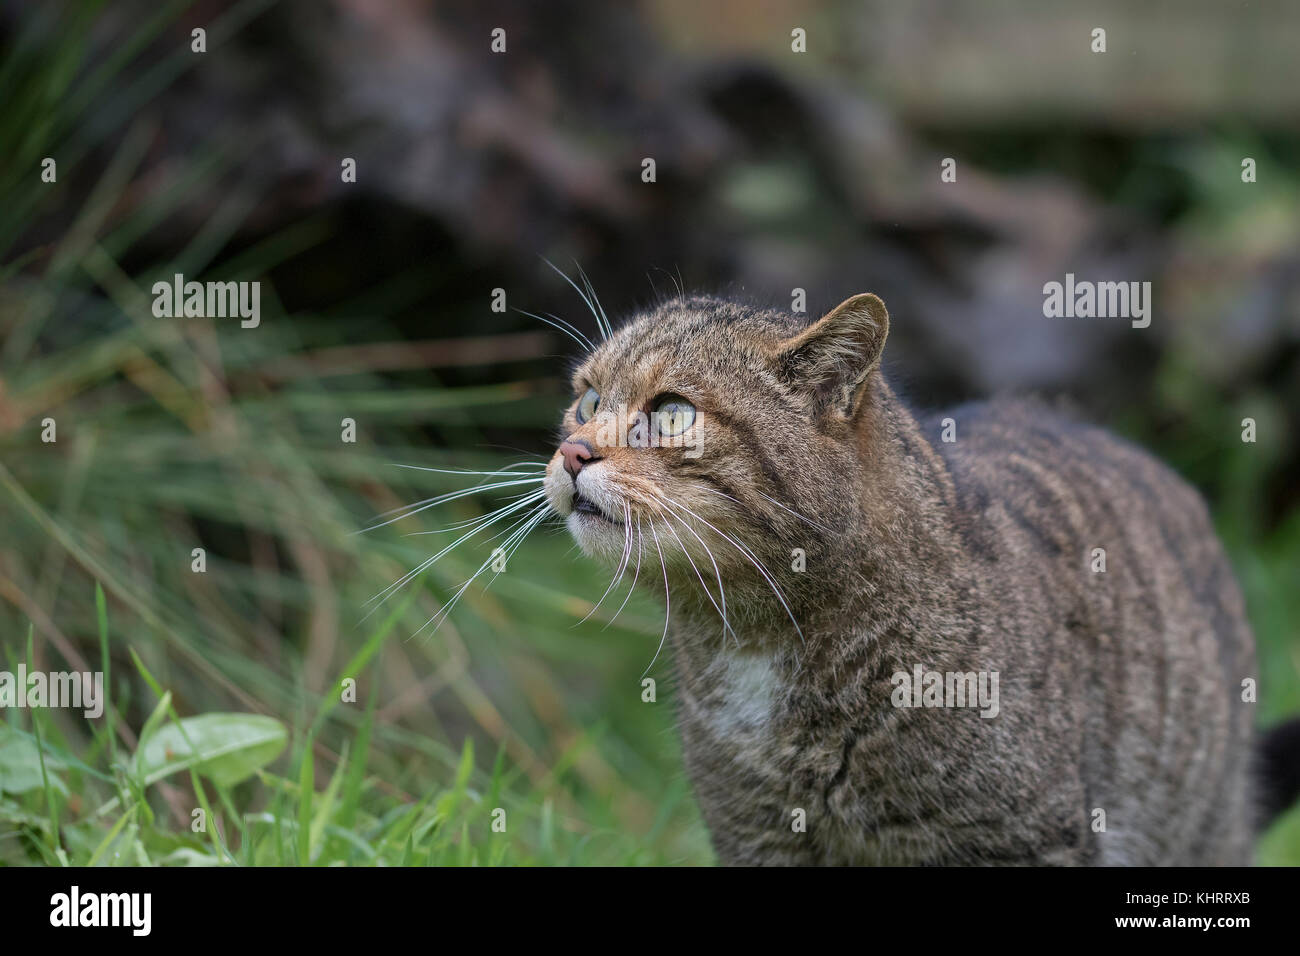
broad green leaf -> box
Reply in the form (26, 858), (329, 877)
(0, 726), (68, 796)
(132, 714), (287, 788)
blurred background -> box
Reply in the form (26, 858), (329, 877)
(1, 0), (1297, 865)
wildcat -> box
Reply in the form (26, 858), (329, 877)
(538, 291), (1298, 865)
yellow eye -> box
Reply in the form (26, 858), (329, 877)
(576, 387), (600, 423)
(654, 396), (696, 436)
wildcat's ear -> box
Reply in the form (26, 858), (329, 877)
(769, 293), (889, 419)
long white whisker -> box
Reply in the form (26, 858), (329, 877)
(413, 503), (551, 639)
(643, 517), (671, 676)
(477, 501), (556, 596)
(541, 310), (598, 351)
(415, 488), (548, 534)
(363, 491), (548, 612)
(576, 500), (633, 625)
(368, 461), (546, 525)
(360, 477), (546, 533)
(515, 308), (595, 352)
(389, 462), (546, 477)
(651, 495), (734, 643)
(651, 500), (735, 644)
(656, 495), (803, 644)
(542, 257), (609, 341)
(403, 487), (547, 535)
(409, 489), (549, 536)
(575, 262), (613, 341)
(605, 515), (643, 632)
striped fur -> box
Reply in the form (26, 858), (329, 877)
(543, 293), (1259, 865)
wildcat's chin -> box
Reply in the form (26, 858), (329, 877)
(566, 509), (627, 561)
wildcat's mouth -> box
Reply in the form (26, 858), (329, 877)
(572, 492), (619, 524)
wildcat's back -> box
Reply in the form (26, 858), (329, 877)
(929, 399), (1257, 864)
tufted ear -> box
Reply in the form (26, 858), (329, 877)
(769, 293), (890, 419)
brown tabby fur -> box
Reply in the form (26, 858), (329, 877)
(542, 292), (1259, 865)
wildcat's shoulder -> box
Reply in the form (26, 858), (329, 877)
(917, 393), (1252, 677)
(920, 395), (1215, 546)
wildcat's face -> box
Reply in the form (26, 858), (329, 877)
(542, 294), (890, 577)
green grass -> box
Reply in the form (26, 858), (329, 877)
(0, 329), (715, 866)
(0, 597), (701, 866)
(1, 541), (710, 866)
(0, 264), (714, 864)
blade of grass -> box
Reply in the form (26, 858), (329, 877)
(27, 626), (62, 860)
(338, 684), (376, 831)
(86, 804), (137, 867)
(296, 733), (313, 866)
(94, 583), (118, 770)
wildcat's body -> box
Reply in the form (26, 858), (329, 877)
(543, 293), (1264, 865)
(674, 394), (1255, 864)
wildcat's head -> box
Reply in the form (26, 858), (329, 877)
(543, 292), (890, 591)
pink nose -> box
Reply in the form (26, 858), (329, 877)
(559, 439), (598, 479)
